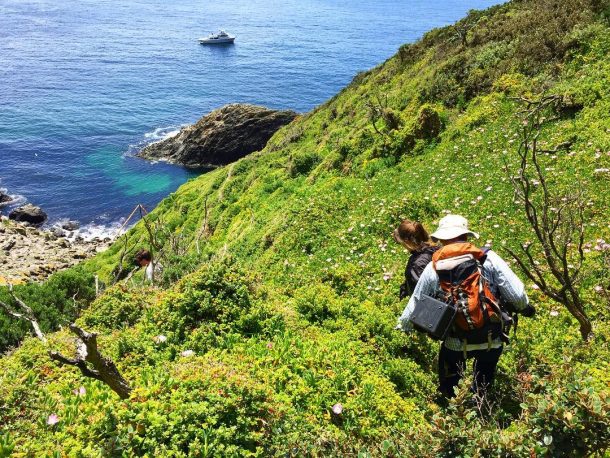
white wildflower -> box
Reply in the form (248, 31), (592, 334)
(154, 335), (167, 344)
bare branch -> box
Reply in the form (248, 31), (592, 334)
(0, 292), (132, 397)
(50, 324), (132, 399)
(49, 351), (102, 380)
(506, 94), (592, 340)
(0, 300), (24, 320)
(0, 288), (47, 344)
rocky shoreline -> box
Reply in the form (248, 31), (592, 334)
(0, 216), (110, 285)
(0, 104), (296, 285)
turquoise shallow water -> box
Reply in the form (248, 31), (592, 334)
(0, 0), (500, 235)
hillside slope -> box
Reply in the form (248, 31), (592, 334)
(2, 0), (610, 455)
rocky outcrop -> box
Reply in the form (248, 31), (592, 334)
(61, 221), (80, 231)
(138, 104), (297, 168)
(0, 217), (110, 284)
(0, 192), (12, 206)
(9, 204), (48, 226)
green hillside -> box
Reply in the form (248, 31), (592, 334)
(2, 0), (610, 455)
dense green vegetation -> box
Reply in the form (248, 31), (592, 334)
(0, 268), (96, 352)
(2, 0), (610, 455)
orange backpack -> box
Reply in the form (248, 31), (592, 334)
(432, 242), (504, 342)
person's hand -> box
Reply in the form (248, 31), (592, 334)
(521, 304), (536, 317)
(399, 283), (409, 300)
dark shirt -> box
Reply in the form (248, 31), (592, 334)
(399, 245), (439, 300)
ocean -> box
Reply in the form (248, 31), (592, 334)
(0, 0), (500, 238)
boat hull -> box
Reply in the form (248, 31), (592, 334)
(198, 37), (235, 44)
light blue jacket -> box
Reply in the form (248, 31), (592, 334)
(397, 250), (529, 351)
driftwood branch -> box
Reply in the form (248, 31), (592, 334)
(49, 350), (102, 380)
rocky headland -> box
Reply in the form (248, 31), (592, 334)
(0, 217), (110, 285)
(138, 104), (297, 168)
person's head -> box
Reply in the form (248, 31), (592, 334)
(134, 249), (152, 267)
(393, 220), (433, 252)
(430, 214), (479, 246)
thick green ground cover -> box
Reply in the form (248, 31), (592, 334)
(2, 0), (610, 455)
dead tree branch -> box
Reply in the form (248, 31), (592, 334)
(0, 291), (132, 399)
(506, 94), (592, 340)
(366, 95), (386, 138)
(0, 286), (47, 343)
(192, 196), (212, 254)
(365, 94), (401, 137)
(49, 324), (132, 399)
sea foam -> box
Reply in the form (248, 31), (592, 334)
(143, 125), (182, 143)
(0, 187), (27, 208)
(50, 218), (126, 242)
(125, 124), (185, 158)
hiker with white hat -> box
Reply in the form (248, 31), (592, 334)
(429, 214), (479, 241)
(397, 214), (536, 399)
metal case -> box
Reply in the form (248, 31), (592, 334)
(410, 294), (456, 340)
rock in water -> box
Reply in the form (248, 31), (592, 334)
(138, 104), (297, 168)
(0, 192), (12, 206)
(61, 221), (80, 231)
(9, 204), (48, 226)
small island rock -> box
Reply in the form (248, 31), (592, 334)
(138, 104), (297, 168)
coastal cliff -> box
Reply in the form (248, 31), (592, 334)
(138, 104), (297, 168)
(2, 0), (610, 455)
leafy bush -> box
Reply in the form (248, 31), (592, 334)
(0, 268), (95, 352)
(287, 150), (321, 176)
(82, 286), (154, 331)
(108, 358), (274, 457)
(293, 283), (341, 324)
(158, 251), (206, 287)
(152, 260), (254, 342)
(520, 369), (610, 456)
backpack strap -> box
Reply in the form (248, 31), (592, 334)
(480, 246), (491, 265)
(479, 247), (519, 344)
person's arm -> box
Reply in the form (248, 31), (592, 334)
(486, 251), (533, 314)
(145, 262), (155, 283)
(397, 263), (439, 332)
(399, 262), (411, 300)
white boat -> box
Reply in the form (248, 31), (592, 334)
(198, 30), (235, 44)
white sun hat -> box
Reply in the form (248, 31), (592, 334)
(430, 214), (479, 241)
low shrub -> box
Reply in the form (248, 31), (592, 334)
(287, 150), (321, 177)
(0, 268), (95, 352)
(82, 286), (155, 331)
(152, 260), (255, 342)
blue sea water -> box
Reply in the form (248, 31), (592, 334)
(0, 0), (500, 236)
